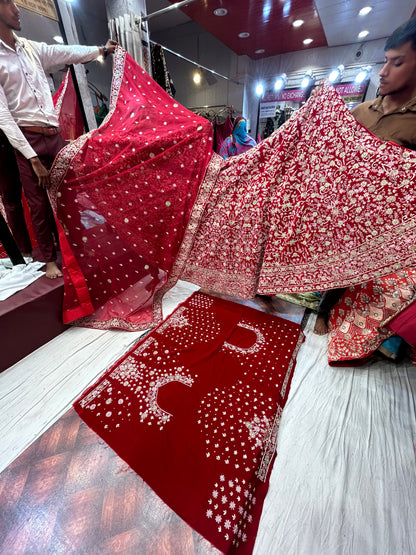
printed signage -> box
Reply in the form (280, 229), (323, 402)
(15, 0), (58, 21)
(260, 102), (279, 119)
(260, 81), (369, 116)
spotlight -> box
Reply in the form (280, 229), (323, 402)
(263, 2), (271, 19)
(255, 82), (264, 96)
(193, 71), (201, 84)
(328, 64), (344, 83)
(300, 70), (314, 88)
(274, 73), (287, 91)
(354, 65), (372, 83)
(359, 6), (372, 16)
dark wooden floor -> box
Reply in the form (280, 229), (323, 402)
(0, 294), (307, 554)
(0, 408), (220, 555)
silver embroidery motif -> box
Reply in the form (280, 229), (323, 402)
(222, 321), (265, 355)
(157, 306), (190, 332)
(141, 369), (194, 426)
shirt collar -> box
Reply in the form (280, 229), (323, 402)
(0, 33), (22, 52)
(370, 95), (416, 114)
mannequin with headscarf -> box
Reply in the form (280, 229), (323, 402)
(219, 116), (256, 159)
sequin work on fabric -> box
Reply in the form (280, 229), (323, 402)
(49, 47), (213, 330)
(327, 267), (416, 364)
(74, 291), (304, 554)
(182, 83), (416, 297)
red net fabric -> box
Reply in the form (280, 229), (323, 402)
(51, 49), (416, 332)
(50, 48), (213, 329)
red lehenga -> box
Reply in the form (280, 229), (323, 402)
(50, 47), (416, 344)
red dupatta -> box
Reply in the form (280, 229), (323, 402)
(50, 47), (213, 329)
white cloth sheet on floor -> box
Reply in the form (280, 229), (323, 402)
(1, 280), (415, 554)
(0, 260), (45, 301)
(254, 315), (416, 555)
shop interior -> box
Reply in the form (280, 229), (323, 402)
(1, 1), (416, 553)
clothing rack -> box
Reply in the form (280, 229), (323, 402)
(141, 0), (200, 23)
(148, 40), (242, 86)
(189, 105), (236, 124)
(190, 104), (232, 110)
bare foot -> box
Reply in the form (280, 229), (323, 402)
(313, 315), (328, 335)
(45, 261), (63, 279)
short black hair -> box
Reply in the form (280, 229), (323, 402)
(385, 16), (416, 51)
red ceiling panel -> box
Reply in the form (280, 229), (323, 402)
(169, 0), (328, 59)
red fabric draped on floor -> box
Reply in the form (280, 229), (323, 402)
(74, 291), (304, 554)
(51, 48), (416, 333)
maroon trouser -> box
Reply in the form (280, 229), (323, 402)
(13, 130), (65, 263)
(0, 130), (32, 255)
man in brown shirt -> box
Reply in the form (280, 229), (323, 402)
(314, 16), (416, 335)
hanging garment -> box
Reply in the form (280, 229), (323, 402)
(182, 89), (416, 298)
(214, 114), (233, 154)
(219, 117), (257, 159)
(49, 47), (213, 329)
(150, 43), (174, 97)
(53, 70), (84, 142)
(50, 48), (416, 335)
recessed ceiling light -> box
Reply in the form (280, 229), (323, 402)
(238, 32), (250, 38)
(214, 8), (228, 16)
(255, 49), (265, 54)
(358, 29), (369, 38)
(293, 19), (304, 27)
(303, 38), (313, 45)
(359, 6), (372, 16)
(53, 35), (64, 43)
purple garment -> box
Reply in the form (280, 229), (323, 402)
(219, 117), (256, 158)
